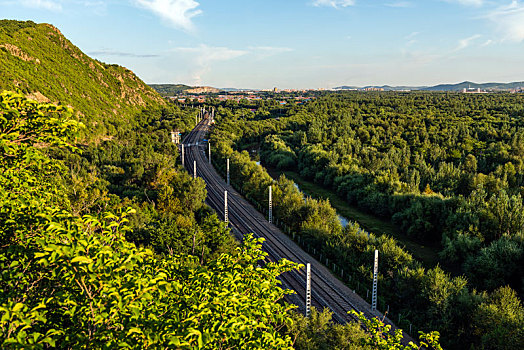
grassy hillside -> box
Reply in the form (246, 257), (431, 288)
(0, 20), (165, 140)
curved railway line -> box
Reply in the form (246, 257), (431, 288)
(182, 116), (413, 341)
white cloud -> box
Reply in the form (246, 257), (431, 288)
(135, 0), (202, 31)
(89, 49), (160, 58)
(405, 31), (419, 40)
(403, 32), (418, 47)
(170, 45), (293, 84)
(386, 1), (413, 8)
(172, 44), (248, 84)
(444, 0), (484, 6)
(81, 1), (107, 15)
(20, 0), (62, 11)
(312, 0), (355, 8)
(454, 34), (481, 51)
(12, 1), (111, 14)
(174, 45), (247, 62)
(486, 1), (524, 42)
(480, 39), (493, 46)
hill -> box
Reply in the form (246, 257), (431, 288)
(334, 81), (524, 92)
(149, 83), (192, 96)
(0, 20), (165, 140)
(149, 84), (225, 95)
(186, 86), (220, 94)
(426, 81), (524, 91)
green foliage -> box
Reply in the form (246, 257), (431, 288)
(350, 311), (443, 350)
(391, 194), (450, 242)
(286, 308), (371, 350)
(0, 92), (298, 349)
(464, 236), (524, 290)
(273, 175), (305, 228)
(65, 102), (232, 257)
(0, 90), (81, 152)
(440, 232), (483, 264)
(472, 286), (524, 349)
(261, 134), (297, 170)
(0, 91), (82, 245)
(1, 209), (298, 348)
(0, 19), (37, 35)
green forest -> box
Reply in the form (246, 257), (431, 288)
(0, 89), (445, 348)
(0, 20), (449, 349)
(208, 92), (524, 349)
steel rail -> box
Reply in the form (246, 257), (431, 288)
(184, 118), (362, 322)
(180, 115), (414, 343)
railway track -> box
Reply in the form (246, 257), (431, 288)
(181, 116), (413, 340)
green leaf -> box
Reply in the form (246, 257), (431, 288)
(71, 256), (93, 264)
(12, 303), (25, 313)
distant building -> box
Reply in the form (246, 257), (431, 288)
(463, 87), (486, 94)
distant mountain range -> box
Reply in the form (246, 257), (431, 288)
(149, 81), (524, 95)
(334, 81), (524, 92)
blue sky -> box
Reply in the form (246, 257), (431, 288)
(1, 0), (524, 89)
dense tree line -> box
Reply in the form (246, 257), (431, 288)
(209, 93), (524, 349)
(262, 92), (524, 295)
(44, 99), (240, 260)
